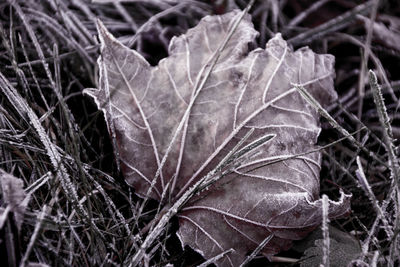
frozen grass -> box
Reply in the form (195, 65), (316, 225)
(0, 0), (399, 266)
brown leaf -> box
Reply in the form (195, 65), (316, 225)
(85, 10), (351, 266)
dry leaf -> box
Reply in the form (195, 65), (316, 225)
(85, 10), (351, 266)
(296, 226), (361, 267)
(0, 169), (29, 231)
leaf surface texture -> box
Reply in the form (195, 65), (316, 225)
(85, 10), (351, 266)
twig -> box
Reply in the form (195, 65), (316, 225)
(288, 0), (374, 46)
(295, 84), (387, 167)
(369, 70), (400, 260)
(19, 205), (48, 267)
(239, 234), (274, 267)
(321, 194), (330, 267)
(126, 2), (209, 48)
(197, 248), (234, 267)
(356, 0), (379, 140)
(287, 0), (331, 28)
(356, 156), (393, 238)
(369, 70), (400, 193)
(332, 32), (397, 102)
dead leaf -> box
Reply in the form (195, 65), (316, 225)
(0, 169), (29, 231)
(297, 226), (361, 267)
(293, 226), (361, 267)
(85, 10), (351, 266)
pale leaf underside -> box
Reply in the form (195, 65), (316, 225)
(85, 10), (351, 266)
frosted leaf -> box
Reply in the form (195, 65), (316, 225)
(0, 169), (29, 230)
(298, 226), (361, 267)
(85, 10), (351, 266)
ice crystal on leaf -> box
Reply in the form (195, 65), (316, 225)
(85, 10), (351, 266)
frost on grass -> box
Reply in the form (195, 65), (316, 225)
(85, 10), (351, 266)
